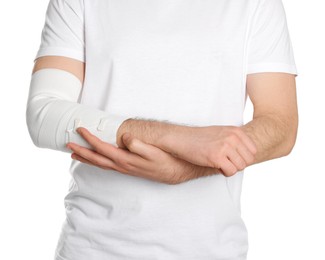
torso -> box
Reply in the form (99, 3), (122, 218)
(57, 1), (257, 259)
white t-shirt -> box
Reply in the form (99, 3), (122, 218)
(35, 0), (297, 259)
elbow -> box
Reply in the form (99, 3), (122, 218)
(25, 96), (49, 148)
(26, 101), (40, 148)
(282, 137), (297, 157)
(282, 117), (299, 157)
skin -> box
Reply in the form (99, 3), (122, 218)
(115, 72), (298, 169)
(67, 128), (218, 184)
(32, 56), (298, 184)
(32, 56), (220, 185)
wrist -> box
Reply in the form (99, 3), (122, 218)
(156, 122), (191, 156)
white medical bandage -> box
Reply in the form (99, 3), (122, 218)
(26, 68), (131, 153)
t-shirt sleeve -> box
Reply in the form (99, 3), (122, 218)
(34, 0), (85, 62)
(246, 0), (298, 76)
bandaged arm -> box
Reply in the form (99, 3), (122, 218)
(26, 68), (131, 153)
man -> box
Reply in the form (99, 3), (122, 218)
(26, 0), (298, 259)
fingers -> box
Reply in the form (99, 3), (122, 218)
(219, 158), (238, 177)
(67, 142), (117, 170)
(71, 153), (109, 168)
(235, 128), (257, 155)
(216, 133), (256, 176)
(226, 148), (247, 171)
(76, 127), (118, 159)
(218, 147), (253, 176)
(72, 128), (153, 172)
(236, 143), (256, 166)
(224, 127), (256, 172)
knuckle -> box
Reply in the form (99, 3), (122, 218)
(221, 141), (231, 149)
(114, 155), (126, 165)
(227, 133), (240, 144)
(115, 157), (129, 169)
(207, 153), (221, 168)
(122, 161), (133, 172)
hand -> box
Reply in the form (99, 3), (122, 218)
(163, 125), (258, 177)
(66, 127), (219, 185)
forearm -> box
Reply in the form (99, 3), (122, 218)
(117, 114), (298, 169)
(116, 119), (220, 181)
(240, 113), (298, 165)
(116, 118), (191, 155)
(26, 68), (130, 152)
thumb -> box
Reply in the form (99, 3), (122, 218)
(122, 132), (132, 145)
(122, 133), (154, 159)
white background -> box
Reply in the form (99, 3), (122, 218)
(0, 0), (324, 259)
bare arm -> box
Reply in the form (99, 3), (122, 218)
(240, 72), (298, 164)
(32, 55), (85, 84)
(116, 72), (298, 175)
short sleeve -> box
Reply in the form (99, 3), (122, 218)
(246, 0), (298, 76)
(34, 0), (85, 62)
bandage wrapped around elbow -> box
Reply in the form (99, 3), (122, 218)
(26, 68), (131, 153)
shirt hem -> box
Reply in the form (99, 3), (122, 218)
(246, 62), (298, 76)
(34, 47), (85, 63)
